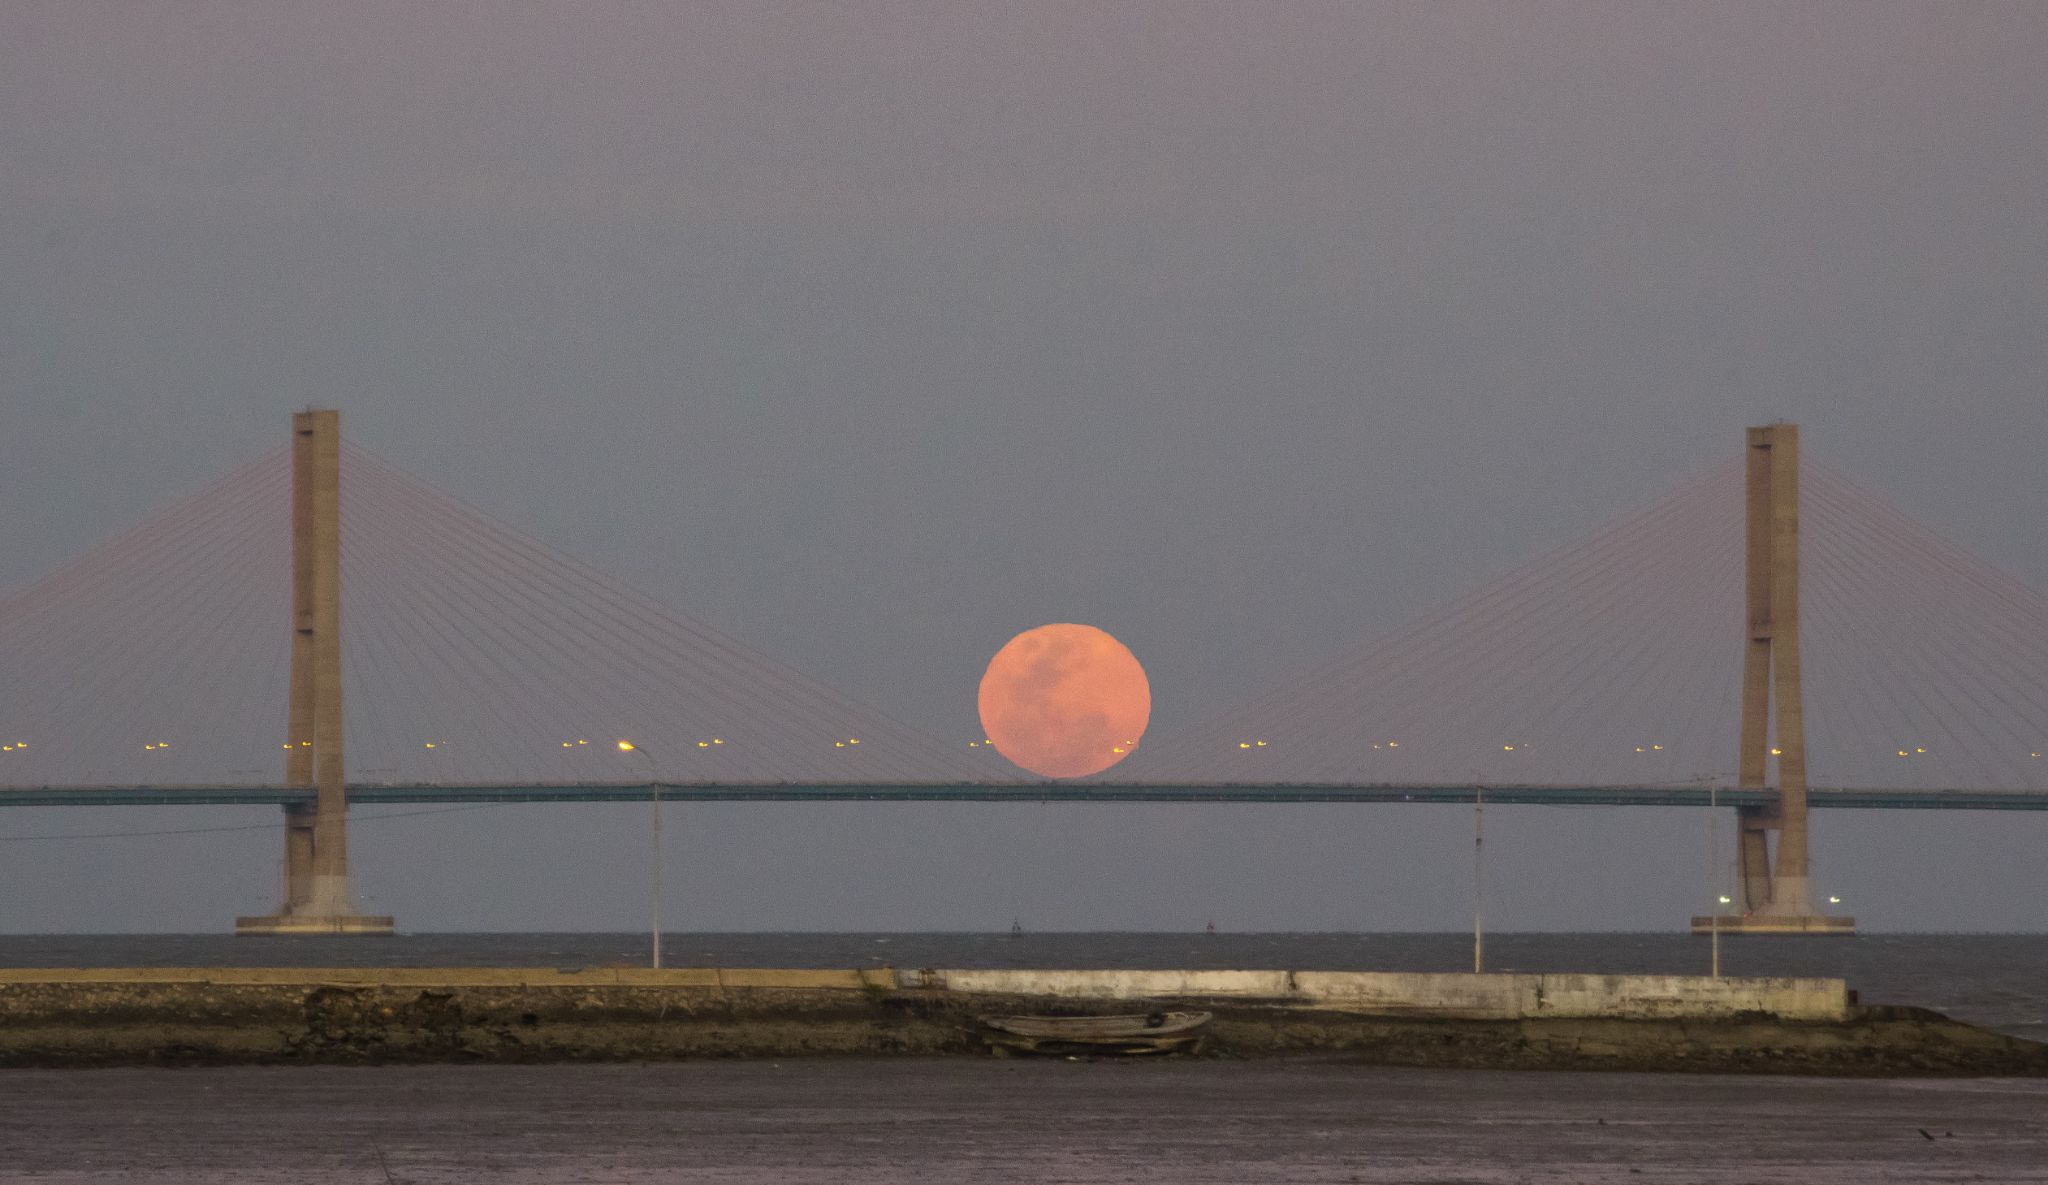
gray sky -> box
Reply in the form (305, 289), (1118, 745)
(3, 2), (2045, 933)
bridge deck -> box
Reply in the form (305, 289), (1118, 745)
(2, 782), (2045, 809)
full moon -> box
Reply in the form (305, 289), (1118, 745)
(978, 623), (1151, 779)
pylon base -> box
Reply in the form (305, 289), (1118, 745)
(234, 914), (395, 936)
(1690, 914), (1855, 936)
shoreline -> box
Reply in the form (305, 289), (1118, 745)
(1, 966), (2042, 1075)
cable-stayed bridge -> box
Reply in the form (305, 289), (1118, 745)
(3, 414), (2044, 934)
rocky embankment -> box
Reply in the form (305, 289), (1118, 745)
(0, 970), (2042, 1075)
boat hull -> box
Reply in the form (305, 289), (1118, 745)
(983, 1010), (1212, 1056)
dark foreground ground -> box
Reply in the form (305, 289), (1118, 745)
(1, 1060), (2043, 1183)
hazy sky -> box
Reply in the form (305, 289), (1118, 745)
(3, 2), (2045, 933)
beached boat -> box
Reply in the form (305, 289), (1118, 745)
(983, 1010), (1212, 1056)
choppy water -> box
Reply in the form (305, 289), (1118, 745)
(4, 931), (2043, 1041)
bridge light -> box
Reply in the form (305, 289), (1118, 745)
(1111, 746), (1125, 754)
(1914, 747), (1926, 754)
(1897, 750), (1909, 757)
(697, 741), (710, 748)
(836, 741), (846, 748)
(713, 738), (724, 745)
(616, 740), (637, 752)
(577, 739), (588, 746)
(848, 738), (860, 745)
(1652, 744), (1663, 751)
(1255, 740), (1267, 747)
(1238, 742), (1252, 749)
(1828, 895), (1842, 905)
(1503, 745), (1515, 752)
(1386, 741), (1398, 748)
(423, 742), (436, 749)
(1770, 747), (1782, 756)
(1635, 747), (1644, 753)
(1718, 895), (1733, 905)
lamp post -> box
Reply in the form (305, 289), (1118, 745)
(618, 740), (661, 969)
(1472, 783), (1485, 974)
(1709, 780), (1721, 978)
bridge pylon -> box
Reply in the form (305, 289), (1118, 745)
(1693, 423), (1853, 936)
(235, 410), (392, 936)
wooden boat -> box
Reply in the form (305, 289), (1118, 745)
(982, 1010), (1212, 1056)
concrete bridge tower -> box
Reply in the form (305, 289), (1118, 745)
(1693, 423), (1854, 935)
(236, 410), (393, 935)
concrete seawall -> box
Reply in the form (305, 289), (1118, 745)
(0, 967), (2038, 1075)
(0, 966), (1849, 1020)
(900, 968), (1851, 1021)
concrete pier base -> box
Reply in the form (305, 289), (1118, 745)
(1691, 913), (1856, 936)
(233, 914), (395, 936)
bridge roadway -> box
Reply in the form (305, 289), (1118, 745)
(2, 782), (2046, 809)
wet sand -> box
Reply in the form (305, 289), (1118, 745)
(2, 1060), (2045, 1183)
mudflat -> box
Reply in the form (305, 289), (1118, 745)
(1, 1060), (2044, 1183)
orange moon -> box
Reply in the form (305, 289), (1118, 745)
(978, 623), (1151, 779)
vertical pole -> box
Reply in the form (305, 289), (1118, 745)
(1709, 783), (1721, 977)
(651, 783), (664, 970)
(1472, 784), (1484, 974)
